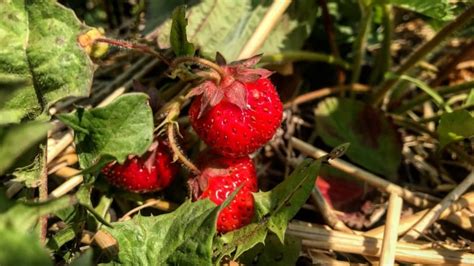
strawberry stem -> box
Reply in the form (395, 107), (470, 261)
(167, 123), (200, 174)
(94, 37), (170, 65)
(171, 56), (226, 83)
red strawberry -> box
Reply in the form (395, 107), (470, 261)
(189, 154), (258, 233)
(102, 140), (179, 193)
(188, 55), (283, 157)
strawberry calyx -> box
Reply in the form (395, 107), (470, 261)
(187, 54), (273, 118)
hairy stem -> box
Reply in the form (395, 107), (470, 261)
(171, 56), (226, 82)
(371, 4), (474, 106)
(167, 123), (200, 175)
(95, 37), (170, 65)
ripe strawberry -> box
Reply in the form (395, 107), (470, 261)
(188, 55), (283, 157)
(102, 140), (178, 193)
(189, 154), (258, 233)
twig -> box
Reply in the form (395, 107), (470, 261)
(119, 199), (178, 221)
(366, 192), (474, 237)
(371, 4), (474, 106)
(39, 142), (48, 244)
(400, 171), (474, 242)
(49, 168), (83, 199)
(238, 0), (291, 59)
(47, 130), (74, 164)
(290, 137), (437, 208)
(261, 51), (351, 69)
(379, 193), (403, 266)
(287, 222), (474, 265)
(283, 84), (368, 108)
(311, 189), (353, 233)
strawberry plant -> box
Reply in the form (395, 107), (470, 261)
(1, 0), (474, 265)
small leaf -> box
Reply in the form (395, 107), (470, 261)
(314, 97), (402, 179)
(70, 250), (94, 266)
(0, 122), (50, 175)
(437, 110), (474, 150)
(216, 223), (268, 261)
(0, 0), (94, 123)
(389, 0), (454, 21)
(11, 152), (44, 188)
(57, 93), (154, 169)
(253, 159), (322, 242)
(103, 200), (218, 265)
(239, 234), (301, 266)
(170, 5), (195, 56)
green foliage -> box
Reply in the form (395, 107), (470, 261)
(0, 228), (53, 266)
(58, 93), (154, 169)
(437, 110), (474, 150)
(389, 0), (454, 21)
(0, 122), (50, 175)
(170, 5), (195, 56)
(150, 0), (317, 60)
(103, 200), (218, 265)
(314, 97), (402, 179)
(239, 234), (301, 266)
(0, 0), (94, 124)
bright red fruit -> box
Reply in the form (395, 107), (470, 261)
(189, 154), (258, 233)
(188, 55), (283, 157)
(102, 140), (178, 193)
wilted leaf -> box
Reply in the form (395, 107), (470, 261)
(437, 110), (474, 150)
(239, 234), (301, 266)
(150, 0), (317, 60)
(253, 159), (321, 242)
(170, 5), (195, 56)
(58, 93), (154, 169)
(314, 97), (402, 178)
(103, 200), (218, 265)
(0, 0), (94, 123)
(0, 122), (50, 175)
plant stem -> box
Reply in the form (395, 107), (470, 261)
(39, 141), (48, 244)
(393, 80), (474, 113)
(371, 4), (474, 106)
(167, 123), (200, 175)
(261, 51), (351, 69)
(369, 4), (393, 85)
(350, 2), (373, 91)
(95, 37), (170, 65)
(171, 56), (226, 82)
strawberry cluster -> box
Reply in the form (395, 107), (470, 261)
(101, 54), (282, 233)
(188, 55), (283, 232)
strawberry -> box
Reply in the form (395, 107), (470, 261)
(188, 54), (283, 157)
(101, 140), (179, 193)
(189, 154), (258, 233)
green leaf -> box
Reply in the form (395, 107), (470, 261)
(0, 122), (50, 175)
(11, 151), (44, 187)
(253, 159), (322, 242)
(103, 199), (218, 265)
(239, 234), (301, 266)
(0, 0), (94, 123)
(70, 250), (94, 266)
(389, 0), (454, 21)
(437, 110), (474, 150)
(216, 223), (268, 261)
(214, 159), (322, 261)
(57, 93), (154, 169)
(151, 0), (317, 60)
(0, 194), (75, 233)
(170, 5), (195, 56)
(0, 227), (52, 266)
(314, 97), (402, 179)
